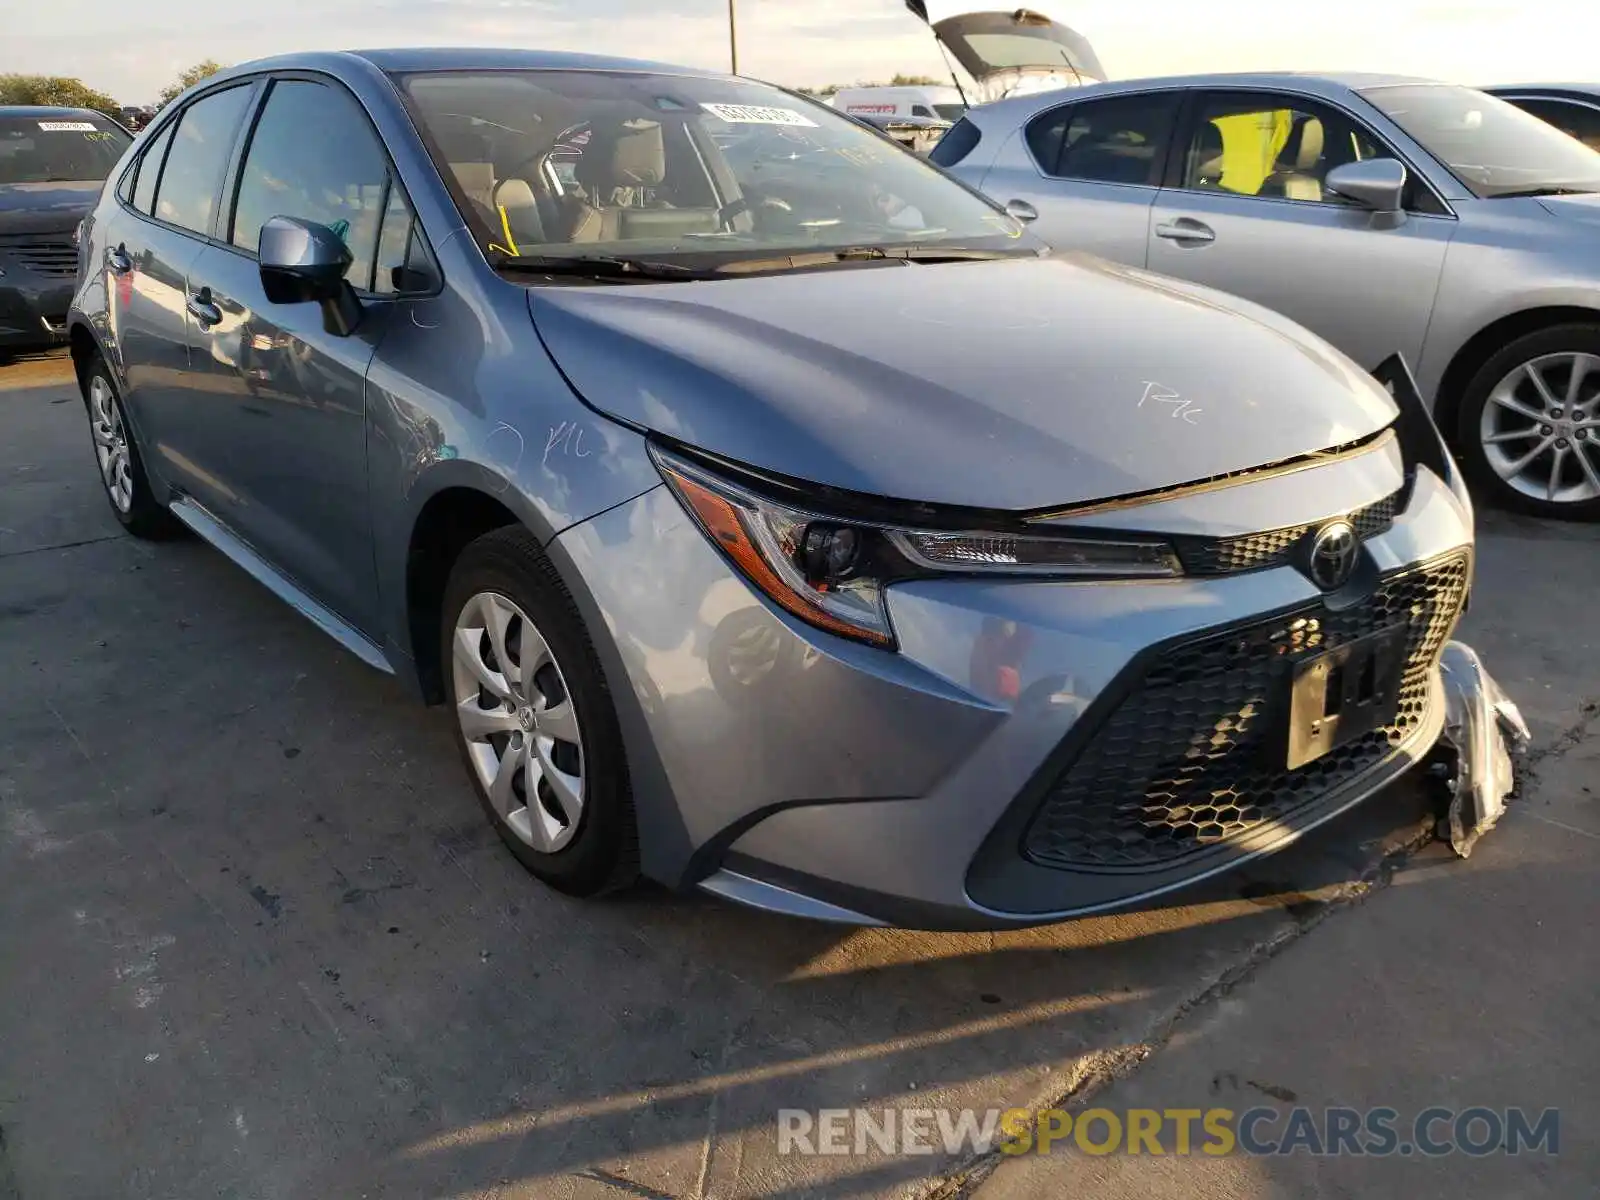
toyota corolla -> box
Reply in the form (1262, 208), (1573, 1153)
(68, 49), (1474, 928)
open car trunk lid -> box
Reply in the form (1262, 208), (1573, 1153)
(905, 3), (1107, 102)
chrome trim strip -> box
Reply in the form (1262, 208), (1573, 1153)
(698, 869), (889, 927)
(167, 495), (394, 675)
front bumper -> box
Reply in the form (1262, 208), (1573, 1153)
(553, 433), (1473, 930)
(0, 235), (78, 350)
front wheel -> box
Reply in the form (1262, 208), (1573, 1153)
(441, 526), (639, 897)
(1456, 325), (1600, 521)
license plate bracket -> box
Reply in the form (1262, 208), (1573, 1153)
(1286, 624), (1408, 770)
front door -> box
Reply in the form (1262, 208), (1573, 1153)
(980, 90), (1183, 268)
(1146, 90), (1457, 372)
(182, 76), (410, 633)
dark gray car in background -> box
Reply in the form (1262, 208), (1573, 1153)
(0, 106), (130, 354)
(68, 49), (1474, 929)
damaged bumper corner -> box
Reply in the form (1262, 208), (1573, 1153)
(1436, 641), (1531, 857)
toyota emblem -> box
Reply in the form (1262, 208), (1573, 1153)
(1307, 521), (1359, 591)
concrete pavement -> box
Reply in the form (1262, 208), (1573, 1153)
(1, 355), (1595, 1199)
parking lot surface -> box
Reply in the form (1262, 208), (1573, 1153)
(2, 352), (1596, 1199)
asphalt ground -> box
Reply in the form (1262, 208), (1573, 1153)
(2, 349), (1595, 1199)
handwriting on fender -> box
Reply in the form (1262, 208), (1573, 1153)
(1139, 381), (1203, 425)
(543, 421), (593, 465)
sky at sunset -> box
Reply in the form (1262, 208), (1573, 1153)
(6, 0), (1592, 106)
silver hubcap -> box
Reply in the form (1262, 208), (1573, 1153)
(1481, 352), (1600, 505)
(451, 591), (585, 853)
(88, 375), (134, 513)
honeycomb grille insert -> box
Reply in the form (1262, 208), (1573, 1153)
(1022, 554), (1469, 872)
(1174, 489), (1404, 576)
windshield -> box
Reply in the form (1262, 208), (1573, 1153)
(1363, 84), (1600, 198)
(399, 70), (1029, 271)
(0, 115), (130, 184)
(934, 103), (967, 122)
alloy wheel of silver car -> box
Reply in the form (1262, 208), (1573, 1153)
(1480, 352), (1600, 505)
(452, 590), (585, 853)
(88, 374), (134, 514)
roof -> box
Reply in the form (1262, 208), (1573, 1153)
(0, 105), (114, 119)
(224, 47), (723, 81)
(968, 70), (1447, 119)
(1483, 82), (1600, 98)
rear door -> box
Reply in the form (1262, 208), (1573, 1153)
(183, 76), (417, 632)
(1146, 89), (1458, 372)
(110, 82), (259, 506)
(981, 90), (1182, 266)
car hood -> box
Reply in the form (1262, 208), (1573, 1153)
(527, 254), (1398, 513)
(0, 180), (101, 235)
(1536, 192), (1600, 227)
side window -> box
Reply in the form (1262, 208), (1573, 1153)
(1514, 98), (1600, 152)
(130, 121), (175, 216)
(230, 79), (391, 289)
(1180, 93), (1384, 205)
(154, 86), (253, 235)
(1044, 93), (1179, 186)
(912, 105), (934, 118)
(371, 184), (436, 295)
(1024, 105), (1072, 172)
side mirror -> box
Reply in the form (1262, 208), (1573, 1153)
(1325, 159), (1408, 226)
(258, 215), (362, 336)
(1004, 198), (1039, 224)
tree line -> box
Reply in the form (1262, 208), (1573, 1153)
(0, 60), (225, 120)
(796, 73), (947, 98)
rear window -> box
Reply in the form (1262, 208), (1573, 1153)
(0, 115), (130, 185)
(929, 117), (982, 168)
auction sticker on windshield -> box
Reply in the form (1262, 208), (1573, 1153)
(701, 103), (817, 127)
(37, 121), (100, 132)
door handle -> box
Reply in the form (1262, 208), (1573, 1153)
(1155, 219), (1216, 244)
(186, 288), (222, 328)
(107, 244), (132, 275)
(1004, 198), (1039, 224)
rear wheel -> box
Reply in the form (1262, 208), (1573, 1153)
(82, 355), (182, 538)
(1456, 324), (1600, 520)
(441, 526), (638, 896)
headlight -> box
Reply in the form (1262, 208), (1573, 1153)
(652, 447), (1182, 649)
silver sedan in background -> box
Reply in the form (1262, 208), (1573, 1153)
(936, 73), (1600, 520)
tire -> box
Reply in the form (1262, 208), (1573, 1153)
(81, 353), (183, 538)
(440, 525), (639, 897)
(1455, 323), (1600, 521)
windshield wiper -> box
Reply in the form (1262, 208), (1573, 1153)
(488, 244), (1038, 282)
(487, 251), (713, 281)
(1489, 186), (1598, 199)
(705, 245), (1039, 275)
(832, 244), (1039, 263)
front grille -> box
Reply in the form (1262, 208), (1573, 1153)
(1022, 553), (1469, 872)
(1173, 488), (1403, 576)
(0, 234), (78, 278)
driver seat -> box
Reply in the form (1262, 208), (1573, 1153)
(1266, 117), (1327, 202)
(566, 119), (719, 243)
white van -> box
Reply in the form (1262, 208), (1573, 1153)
(830, 86), (968, 123)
